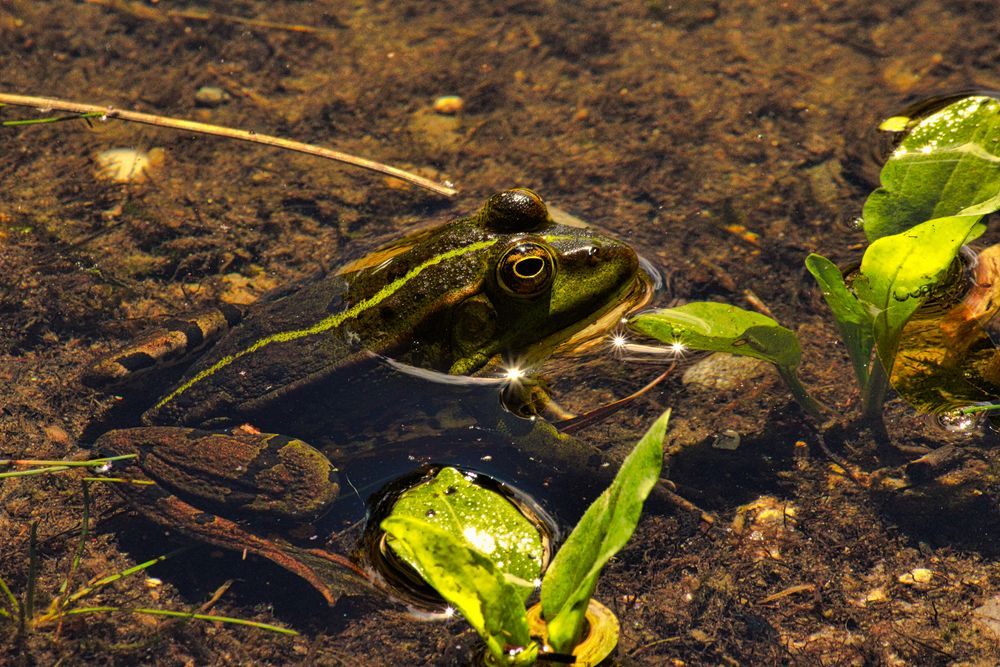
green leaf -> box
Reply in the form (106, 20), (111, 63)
(384, 467), (544, 597)
(864, 95), (1000, 241)
(628, 302), (801, 370)
(381, 516), (537, 666)
(805, 253), (875, 388)
(852, 215), (985, 375)
(540, 410), (669, 653)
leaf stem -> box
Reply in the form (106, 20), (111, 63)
(775, 366), (825, 420)
(861, 359), (890, 424)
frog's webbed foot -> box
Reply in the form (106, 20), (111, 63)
(116, 477), (371, 604)
(96, 427), (372, 605)
(81, 305), (245, 392)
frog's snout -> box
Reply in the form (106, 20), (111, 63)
(563, 238), (640, 276)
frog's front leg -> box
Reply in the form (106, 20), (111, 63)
(96, 427), (372, 604)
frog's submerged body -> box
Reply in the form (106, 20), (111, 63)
(86, 189), (653, 604)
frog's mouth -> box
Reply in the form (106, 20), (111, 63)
(539, 267), (655, 360)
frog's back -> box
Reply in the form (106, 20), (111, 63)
(144, 273), (367, 428)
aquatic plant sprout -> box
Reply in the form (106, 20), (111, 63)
(629, 94), (1000, 421)
(381, 410), (669, 665)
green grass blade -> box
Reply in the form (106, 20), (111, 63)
(0, 574), (19, 619)
(61, 606), (298, 635)
(25, 522), (39, 630)
(81, 477), (155, 485)
(65, 548), (189, 606)
(1, 111), (104, 126)
(0, 455), (137, 467)
(0, 466), (71, 479)
(53, 482), (92, 621)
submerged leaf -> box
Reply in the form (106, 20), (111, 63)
(541, 410), (668, 653)
(864, 95), (1000, 242)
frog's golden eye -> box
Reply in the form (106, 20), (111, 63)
(496, 242), (556, 297)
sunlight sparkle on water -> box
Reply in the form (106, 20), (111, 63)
(503, 365), (525, 382)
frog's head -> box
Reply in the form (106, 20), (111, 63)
(345, 188), (651, 376)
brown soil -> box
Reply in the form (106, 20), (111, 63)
(2, 1), (999, 665)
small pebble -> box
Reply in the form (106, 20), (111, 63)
(94, 147), (165, 183)
(195, 85), (231, 107)
(681, 352), (770, 391)
(432, 95), (464, 115)
(897, 568), (933, 585)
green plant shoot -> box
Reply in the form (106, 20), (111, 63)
(863, 95), (1000, 242)
(540, 409), (669, 653)
(380, 411), (671, 663)
(629, 304), (822, 418)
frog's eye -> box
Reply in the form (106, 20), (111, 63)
(496, 242), (556, 297)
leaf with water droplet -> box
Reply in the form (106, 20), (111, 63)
(629, 302), (801, 371)
(864, 95), (1000, 242)
(853, 215), (985, 379)
(384, 467), (544, 596)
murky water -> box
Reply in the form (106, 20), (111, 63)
(2, 1), (999, 664)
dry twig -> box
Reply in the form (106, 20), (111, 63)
(0, 92), (457, 197)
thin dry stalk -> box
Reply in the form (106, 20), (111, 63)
(0, 92), (457, 197)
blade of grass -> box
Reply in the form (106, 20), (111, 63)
(25, 522), (38, 631)
(81, 477), (155, 485)
(0, 574), (19, 620)
(1, 112), (104, 126)
(0, 455), (138, 467)
(62, 548), (189, 607)
(62, 606), (298, 635)
(52, 482), (92, 638)
(0, 455), (139, 479)
(0, 466), (71, 479)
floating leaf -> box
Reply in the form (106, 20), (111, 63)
(384, 467), (544, 595)
(629, 302), (800, 370)
(852, 215), (985, 376)
(541, 410), (668, 653)
(381, 516), (537, 666)
(805, 253), (875, 388)
(629, 304), (822, 416)
(864, 95), (1000, 242)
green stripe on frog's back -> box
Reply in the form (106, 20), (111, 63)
(153, 238), (499, 412)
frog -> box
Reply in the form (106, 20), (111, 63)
(84, 188), (654, 604)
